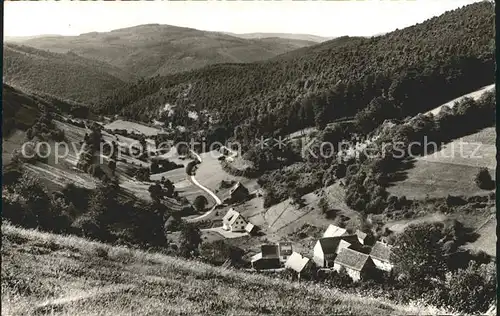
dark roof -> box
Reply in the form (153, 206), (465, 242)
(334, 248), (371, 271)
(318, 237), (342, 255)
(370, 241), (392, 262)
(230, 182), (248, 194)
(261, 244), (279, 258)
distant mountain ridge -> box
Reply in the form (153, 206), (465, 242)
(93, 2), (494, 142)
(13, 24), (318, 79)
(225, 32), (332, 43)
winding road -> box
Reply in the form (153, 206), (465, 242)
(186, 150), (223, 223)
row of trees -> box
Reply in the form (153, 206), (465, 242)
(344, 88), (495, 214)
(3, 170), (204, 256)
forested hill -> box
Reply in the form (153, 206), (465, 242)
(13, 24), (317, 79)
(3, 44), (127, 104)
(95, 2), (494, 140)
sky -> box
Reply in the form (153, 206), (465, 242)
(4, 0), (481, 38)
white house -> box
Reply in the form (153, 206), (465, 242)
(222, 208), (248, 232)
(277, 242), (293, 263)
(369, 241), (394, 272)
(333, 248), (375, 282)
(313, 237), (351, 268)
(285, 252), (312, 281)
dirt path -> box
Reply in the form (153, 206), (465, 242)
(186, 150), (223, 222)
(425, 84), (495, 116)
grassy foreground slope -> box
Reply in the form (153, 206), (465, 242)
(1, 223), (443, 316)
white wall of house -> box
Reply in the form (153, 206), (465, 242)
(230, 218), (247, 232)
(313, 241), (325, 267)
(372, 258), (393, 272)
(333, 263), (361, 282)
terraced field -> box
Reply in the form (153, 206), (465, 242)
(104, 119), (161, 137)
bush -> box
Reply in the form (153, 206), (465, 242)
(193, 195), (209, 212)
(474, 168), (494, 190)
(445, 263), (496, 314)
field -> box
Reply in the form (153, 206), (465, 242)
(2, 130), (27, 166)
(233, 183), (362, 257)
(195, 151), (260, 200)
(388, 127), (496, 199)
(1, 223), (446, 316)
(465, 215), (496, 257)
(104, 120), (161, 137)
(150, 157), (215, 209)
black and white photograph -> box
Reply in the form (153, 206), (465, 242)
(1, 0), (496, 315)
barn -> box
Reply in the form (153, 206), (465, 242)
(313, 237), (351, 268)
(369, 241), (394, 272)
(333, 248), (375, 282)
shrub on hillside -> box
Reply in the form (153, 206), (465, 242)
(391, 223), (448, 285)
(474, 167), (494, 190)
(178, 221), (202, 258)
(445, 263), (496, 314)
(193, 195), (209, 212)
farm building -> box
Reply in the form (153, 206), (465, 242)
(285, 252), (313, 281)
(229, 182), (249, 202)
(222, 208), (248, 232)
(251, 244), (281, 270)
(333, 248), (375, 282)
(244, 223), (256, 234)
(313, 237), (351, 268)
(369, 241), (394, 272)
(277, 242), (293, 263)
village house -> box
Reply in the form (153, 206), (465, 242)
(251, 244), (281, 270)
(333, 248), (376, 282)
(321, 224), (365, 250)
(313, 237), (351, 268)
(229, 182), (249, 202)
(369, 241), (394, 272)
(277, 241), (293, 263)
(222, 208), (248, 232)
(285, 252), (313, 281)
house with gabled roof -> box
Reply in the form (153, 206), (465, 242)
(251, 244), (280, 270)
(370, 241), (394, 272)
(277, 242), (293, 263)
(229, 182), (249, 202)
(313, 237), (351, 268)
(333, 248), (375, 282)
(222, 208), (248, 232)
(285, 252), (313, 281)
